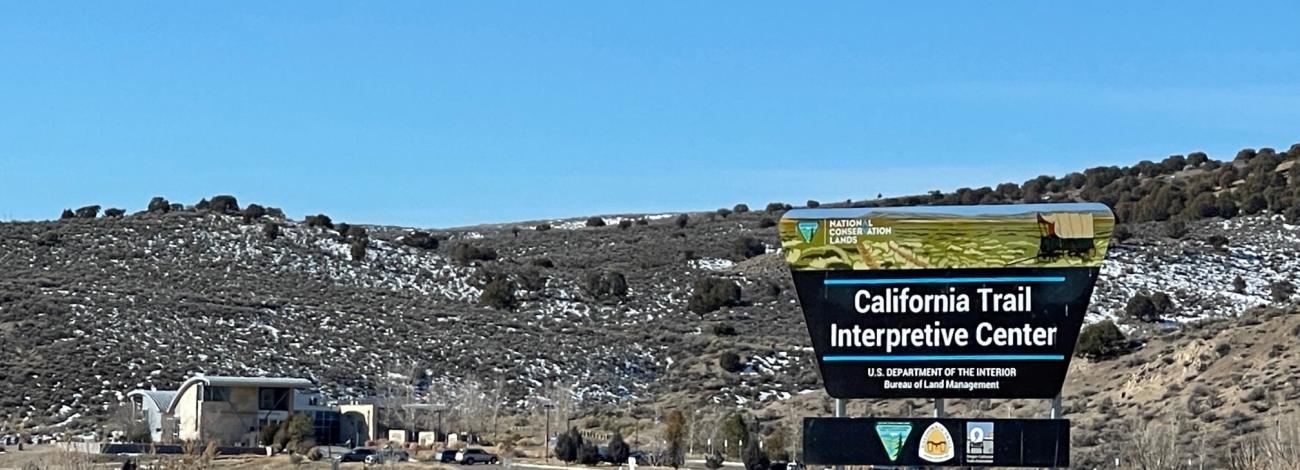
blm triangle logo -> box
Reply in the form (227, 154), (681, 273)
(874, 422), (912, 462)
(796, 220), (818, 243)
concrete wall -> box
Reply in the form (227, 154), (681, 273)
(339, 404), (379, 444)
(173, 384), (202, 442)
(199, 386), (262, 445)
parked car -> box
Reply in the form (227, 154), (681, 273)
(335, 447), (377, 462)
(628, 451), (647, 465)
(456, 448), (500, 465)
(436, 449), (460, 463)
(365, 449), (410, 464)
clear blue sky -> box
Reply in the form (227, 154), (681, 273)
(2, 2), (1299, 227)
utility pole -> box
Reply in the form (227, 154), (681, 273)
(544, 403), (555, 462)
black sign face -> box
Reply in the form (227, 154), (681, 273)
(803, 417), (1069, 467)
(790, 267), (1099, 398)
(779, 204), (1112, 399)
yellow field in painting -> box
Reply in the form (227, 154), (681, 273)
(782, 216), (1114, 270)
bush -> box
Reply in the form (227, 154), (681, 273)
(1242, 194), (1267, 215)
(555, 428), (582, 463)
(36, 231), (60, 246)
(401, 231), (439, 250)
(757, 218), (776, 228)
(719, 351), (744, 372)
(75, 205), (100, 219)
(59, 209), (75, 219)
(1125, 294), (1159, 322)
(711, 323), (738, 336)
(1271, 281), (1296, 303)
(260, 421), (280, 446)
(480, 278), (517, 310)
(741, 431), (769, 470)
(763, 431), (790, 461)
(263, 222), (281, 241)
(305, 214), (334, 229)
(618, 219), (633, 230)
(675, 213), (689, 228)
(349, 239), (368, 262)
(1216, 197), (1239, 219)
(1076, 320), (1126, 359)
(453, 244), (498, 265)
(518, 267), (547, 291)
(806, 200), (820, 208)
(242, 204), (266, 223)
(733, 204), (750, 213)
(689, 277), (742, 314)
(716, 208), (733, 218)
(1186, 193), (1218, 219)
(586, 217), (606, 227)
(1233, 276), (1247, 293)
(344, 225), (367, 240)
(635, 218), (649, 225)
(283, 412), (314, 452)
(607, 433), (630, 465)
(147, 197), (171, 213)
(103, 208), (125, 218)
(764, 202), (790, 213)
(664, 410), (686, 468)
(535, 223), (552, 231)
(584, 271), (629, 301)
(1163, 219), (1187, 239)
(1113, 224), (1132, 242)
(732, 236), (766, 259)
(577, 441), (602, 465)
(530, 258), (555, 268)
(207, 195), (240, 214)
(1150, 292), (1174, 313)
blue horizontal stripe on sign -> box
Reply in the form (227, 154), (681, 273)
(823, 355), (1064, 362)
(823, 276), (1065, 286)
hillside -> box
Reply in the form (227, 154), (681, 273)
(2, 145), (1299, 467)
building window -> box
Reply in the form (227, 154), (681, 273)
(203, 386), (231, 402)
(259, 388), (290, 411)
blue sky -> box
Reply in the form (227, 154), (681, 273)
(2, 2), (1299, 227)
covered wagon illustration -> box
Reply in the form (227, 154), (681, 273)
(1036, 212), (1096, 259)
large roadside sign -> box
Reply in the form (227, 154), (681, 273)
(780, 203), (1113, 399)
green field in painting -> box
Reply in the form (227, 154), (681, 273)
(782, 215), (1114, 270)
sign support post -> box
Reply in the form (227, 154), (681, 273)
(832, 399), (845, 470)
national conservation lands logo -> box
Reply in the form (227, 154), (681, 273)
(874, 422), (912, 462)
(796, 220), (819, 243)
(918, 422), (955, 463)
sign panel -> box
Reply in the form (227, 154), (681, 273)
(780, 203), (1112, 398)
(802, 417), (1069, 467)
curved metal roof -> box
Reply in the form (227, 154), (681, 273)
(127, 389), (178, 411)
(164, 375), (314, 414)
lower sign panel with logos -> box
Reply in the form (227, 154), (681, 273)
(802, 417), (1068, 467)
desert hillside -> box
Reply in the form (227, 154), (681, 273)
(2, 145), (1299, 468)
